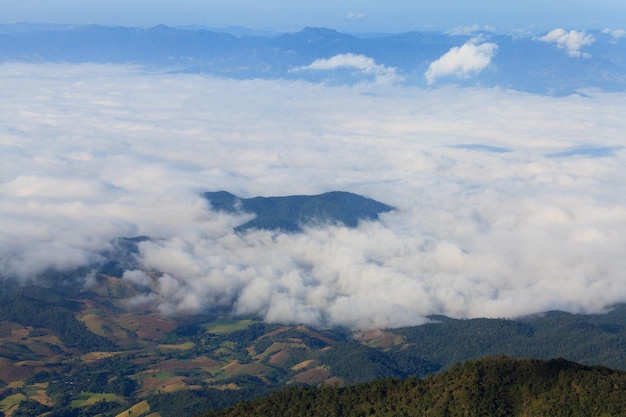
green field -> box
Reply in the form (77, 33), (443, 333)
(151, 371), (176, 381)
(70, 392), (123, 408)
(204, 318), (256, 334)
(0, 393), (27, 412)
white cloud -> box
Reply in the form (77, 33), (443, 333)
(602, 28), (626, 41)
(2, 63), (626, 329)
(538, 28), (595, 58)
(292, 53), (403, 85)
(425, 40), (498, 85)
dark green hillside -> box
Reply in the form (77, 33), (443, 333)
(201, 356), (626, 417)
(319, 341), (439, 384)
(146, 386), (272, 417)
(389, 305), (626, 371)
(203, 191), (394, 232)
(0, 286), (117, 352)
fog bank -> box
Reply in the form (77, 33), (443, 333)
(1, 63), (625, 328)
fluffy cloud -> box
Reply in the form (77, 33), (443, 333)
(425, 40), (498, 85)
(292, 53), (403, 85)
(1, 63), (626, 329)
(538, 28), (595, 58)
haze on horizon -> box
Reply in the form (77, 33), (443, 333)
(1, 0), (625, 33)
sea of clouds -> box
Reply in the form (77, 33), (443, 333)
(1, 63), (625, 328)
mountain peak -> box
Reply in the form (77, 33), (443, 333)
(204, 190), (394, 232)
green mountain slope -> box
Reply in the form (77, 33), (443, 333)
(0, 286), (117, 353)
(389, 307), (626, 371)
(201, 356), (626, 417)
(3, 281), (626, 416)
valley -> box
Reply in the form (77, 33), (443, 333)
(2, 275), (626, 416)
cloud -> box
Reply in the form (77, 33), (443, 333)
(345, 11), (365, 21)
(425, 39), (498, 85)
(537, 28), (595, 58)
(445, 24), (496, 36)
(2, 63), (626, 329)
(291, 53), (403, 85)
(602, 28), (626, 41)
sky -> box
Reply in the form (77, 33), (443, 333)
(2, 0), (625, 32)
(1, 63), (625, 329)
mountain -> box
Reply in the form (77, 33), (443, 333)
(1, 24), (625, 93)
(0, 286), (117, 354)
(201, 356), (626, 417)
(3, 278), (626, 416)
(203, 191), (394, 232)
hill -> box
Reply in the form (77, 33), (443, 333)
(3, 280), (626, 415)
(203, 191), (394, 232)
(201, 356), (626, 417)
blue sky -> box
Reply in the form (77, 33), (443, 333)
(2, 0), (625, 32)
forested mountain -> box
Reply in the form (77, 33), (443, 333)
(204, 191), (394, 232)
(2, 280), (626, 416)
(201, 356), (626, 417)
(0, 286), (117, 353)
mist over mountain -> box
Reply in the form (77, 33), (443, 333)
(1, 17), (625, 331)
(1, 24), (625, 93)
(2, 11), (626, 416)
(2, 56), (626, 329)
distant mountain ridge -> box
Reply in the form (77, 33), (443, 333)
(1, 24), (625, 94)
(203, 191), (394, 232)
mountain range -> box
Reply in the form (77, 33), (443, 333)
(2, 277), (626, 416)
(1, 24), (625, 94)
(2, 27), (626, 414)
(2, 190), (626, 415)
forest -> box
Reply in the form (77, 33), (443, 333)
(201, 356), (626, 417)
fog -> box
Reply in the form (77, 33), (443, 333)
(1, 63), (625, 328)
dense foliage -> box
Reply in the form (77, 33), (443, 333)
(392, 306), (626, 371)
(146, 386), (272, 417)
(202, 356), (626, 417)
(319, 342), (438, 384)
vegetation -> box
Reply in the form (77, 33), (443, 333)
(4, 281), (626, 416)
(320, 342), (413, 384)
(391, 306), (626, 371)
(201, 356), (626, 417)
(0, 286), (117, 352)
(203, 191), (394, 232)
(146, 386), (272, 417)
